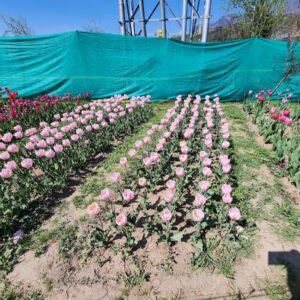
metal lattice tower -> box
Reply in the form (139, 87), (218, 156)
(118, 0), (212, 42)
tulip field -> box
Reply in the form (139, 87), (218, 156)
(1, 91), (300, 299)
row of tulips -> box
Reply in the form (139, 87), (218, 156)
(0, 86), (91, 131)
(0, 95), (152, 236)
(84, 95), (242, 260)
(243, 89), (300, 186)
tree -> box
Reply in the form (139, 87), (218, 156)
(82, 21), (104, 33)
(228, 0), (285, 39)
(1, 16), (33, 36)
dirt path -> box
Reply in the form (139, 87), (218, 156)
(3, 104), (300, 300)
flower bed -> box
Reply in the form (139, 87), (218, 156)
(0, 95), (152, 236)
(244, 89), (300, 186)
(82, 95), (242, 265)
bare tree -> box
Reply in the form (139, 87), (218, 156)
(82, 21), (104, 33)
(1, 16), (33, 36)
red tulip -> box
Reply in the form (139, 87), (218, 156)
(272, 113), (279, 120)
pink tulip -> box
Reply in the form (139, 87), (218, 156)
(62, 139), (71, 147)
(2, 133), (13, 143)
(175, 167), (185, 177)
(202, 167), (212, 177)
(7, 144), (19, 154)
(163, 189), (175, 203)
(180, 141), (187, 148)
(285, 118), (293, 126)
(222, 194), (233, 204)
(199, 180), (210, 192)
(228, 207), (241, 221)
(0, 142), (6, 150)
(143, 136), (151, 144)
(122, 189), (135, 202)
(138, 177), (147, 187)
(71, 134), (79, 142)
(128, 149), (137, 157)
(21, 158), (33, 169)
(35, 149), (46, 157)
(119, 157), (128, 167)
(204, 139), (213, 148)
(181, 145), (189, 154)
(14, 131), (23, 139)
(110, 172), (121, 183)
(54, 144), (63, 153)
(99, 188), (115, 201)
(143, 157), (152, 167)
(0, 168), (13, 179)
(199, 151), (208, 158)
(5, 160), (17, 171)
(116, 213), (127, 226)
(46, 137), (55, 145)
(222, 164), (232, 174)
(269, 107), (277, 114)
(192, 209), (204, 222)
(222, 141), (230, 149)
(150, 152), (160, 163)
(202, 157), (212, 167)
(166, 179), (176, 190)
(37, 140), (47, 149)
(194, 194), (207, 206)
(135, 140), (143, 149)
(179, 154), (188, 163)
(45, 149), (56, 159)
(222, 184), (232, 195)
(13, 125), (22, 132)
(54, 132), (64, 140)
(87, 202), (101, 217)
(0, 151), (10, 160)
(161, 208), (172, 222)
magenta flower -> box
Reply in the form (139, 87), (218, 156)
(14, 131), (23, 139)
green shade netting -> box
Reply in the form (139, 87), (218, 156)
(0, 31), (299, 100)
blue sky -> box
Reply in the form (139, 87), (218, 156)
(0, 0), (230, 36)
